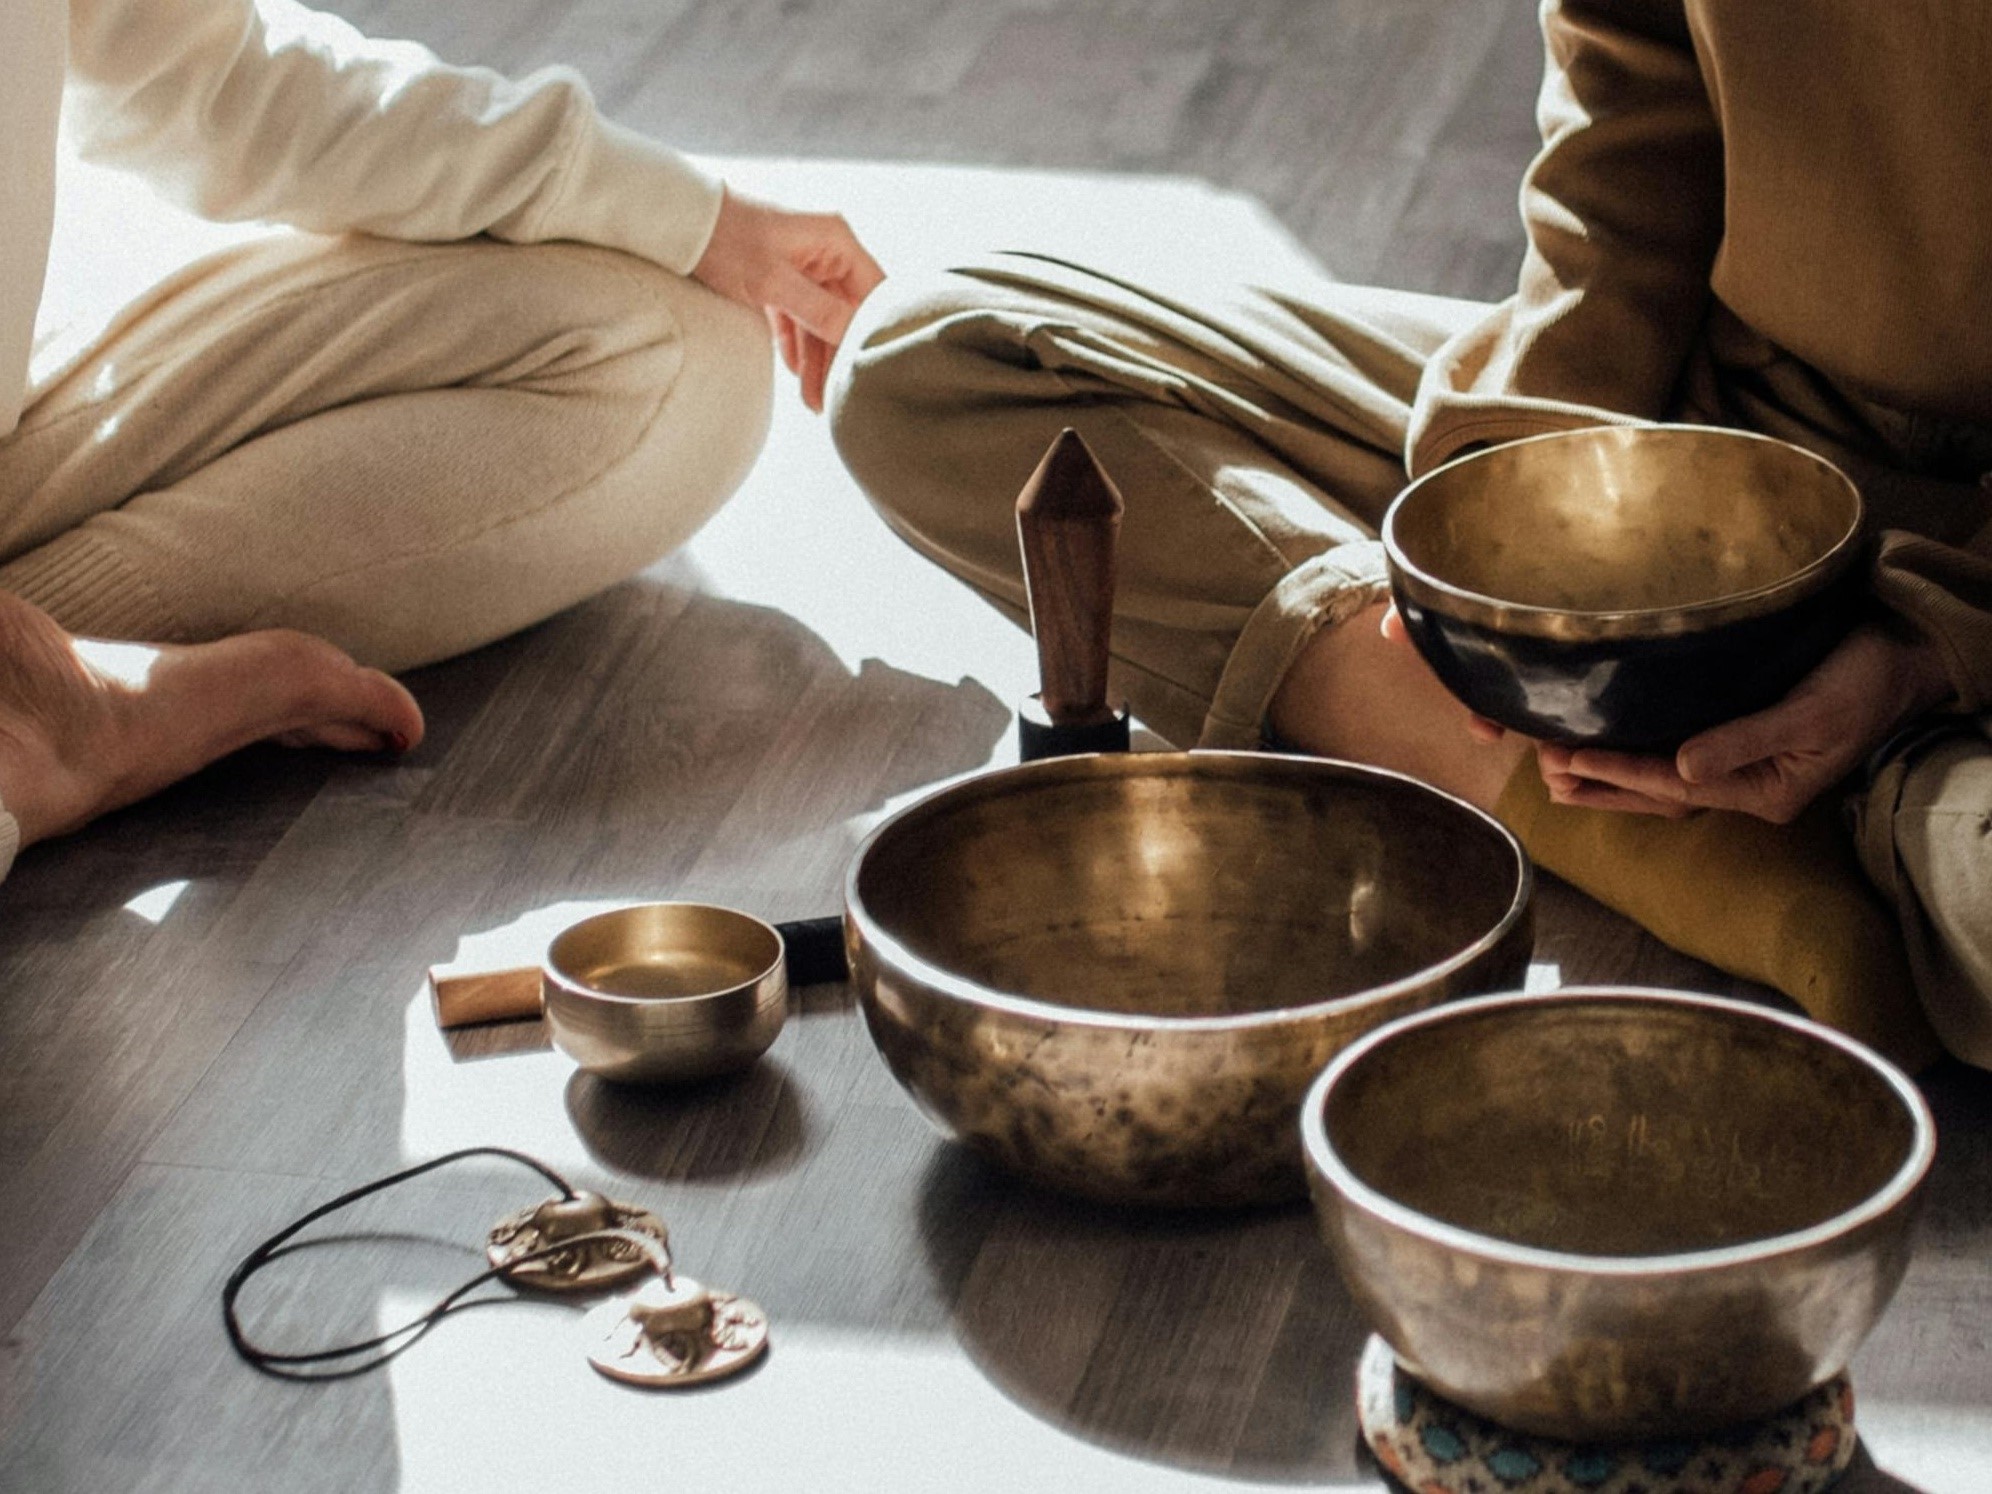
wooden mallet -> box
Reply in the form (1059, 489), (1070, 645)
(1014, 428), (1131, 760)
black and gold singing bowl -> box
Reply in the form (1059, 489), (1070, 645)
(844, 752), (1534, 1207)
(1302, 989), (1934, 1441)
(1383, 425), (1866, 752)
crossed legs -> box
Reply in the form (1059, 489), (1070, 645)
(0, 228), (772, 862)
(827, 249), (1506, 802)
(828, 251), (1966, 1070)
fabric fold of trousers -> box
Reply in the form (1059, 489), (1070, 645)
(829, 249), (1990, 1070)
(1, 227), (773, 672)
(830, 250), (1485, 749)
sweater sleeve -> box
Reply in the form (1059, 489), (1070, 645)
(63, 0), (725, 275)
(1871, 517), (1992, 713)
(1405, 0), (1724, 475)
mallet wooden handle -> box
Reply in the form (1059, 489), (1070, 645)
(1016, 429), (1125, 728)
(427, 915), (850, 1030)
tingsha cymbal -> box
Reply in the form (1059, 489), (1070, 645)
(582, 1275), (770, 1388)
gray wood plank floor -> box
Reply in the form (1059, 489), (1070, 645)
(3, 2), (1987, 1490)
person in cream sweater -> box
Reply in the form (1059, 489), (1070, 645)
(0, 0), (881, 876)
(830, 0), (1992, 1067)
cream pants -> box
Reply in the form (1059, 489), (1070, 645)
(829, 252), (1992, 1068)
(0, 228), (771, 669)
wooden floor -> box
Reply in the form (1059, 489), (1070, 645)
(4, 2), (1988, 1489)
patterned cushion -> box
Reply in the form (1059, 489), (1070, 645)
(1354, 1335), (1856, 1494)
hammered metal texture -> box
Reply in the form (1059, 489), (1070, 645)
(1382, 425), (1865, 750)
(1304, 990), (1933, 1441)
(845, 752), (1534, 1207)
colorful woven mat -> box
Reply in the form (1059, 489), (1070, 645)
(1355, 1335), (1856, 1494)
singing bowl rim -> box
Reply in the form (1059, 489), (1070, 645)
(1382, 425), (1865, 642)
(1300, 986), (1936, 1276)
(543, 901), (786, 1007)
(843, 750), (1534, 1034)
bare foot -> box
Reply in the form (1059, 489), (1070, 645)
(0, 591), (425, 848)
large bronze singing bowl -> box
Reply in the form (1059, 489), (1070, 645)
(1383, 426), (1865, 752)
(1302, 989), (1934, 1441)
(844, 752), (1533, 1207)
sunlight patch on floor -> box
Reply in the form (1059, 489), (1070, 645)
(121, 877), (190, 923)
(380, 1298), (1309, 1494)
(1857, 1399), (1992, 1490)
(677, 155), (1334, 713)
(396, 979), (597, 1171)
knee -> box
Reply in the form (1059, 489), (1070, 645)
(524, 246), (773, 564)
(828, 266), (957, 464)
(827, 261), (1027, 537)
(615, 255), (774, 515)
(525, 242), (771, 446)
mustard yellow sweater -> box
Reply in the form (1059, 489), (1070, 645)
(1410, 0), (1992, 711)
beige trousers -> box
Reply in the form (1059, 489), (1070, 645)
(0, 229), (772, 670)
(829, 252), (1992, 1068)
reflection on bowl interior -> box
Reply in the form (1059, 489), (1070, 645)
(1391, 430), (1859, 614)
(546, 904), (782, 1003)
(856, 769), (1522, 1019)
(1323, 998), (1919, 1257)
(564, 950), (769, 1000)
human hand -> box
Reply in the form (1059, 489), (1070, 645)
(691, 189), (885, 412)
(1533, 623), (1952, 822)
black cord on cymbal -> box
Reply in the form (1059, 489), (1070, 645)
(221, 1146), (665, 1382)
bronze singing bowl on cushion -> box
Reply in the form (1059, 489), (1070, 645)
(1301, 989), (1934, 1441)
(844, 752), (1534, 1207)
(1383, 426), (1865, 752)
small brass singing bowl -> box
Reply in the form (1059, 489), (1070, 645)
(845, 752), (1534, 1207)
(542, 904), (787, 1084)
(1383, 425), (1864, 752)
(1301, 988), (1934, 1441)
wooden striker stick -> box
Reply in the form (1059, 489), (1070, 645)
(1015, 429), (1125, 728)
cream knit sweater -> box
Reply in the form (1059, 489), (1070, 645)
(0, 0), (728, 442)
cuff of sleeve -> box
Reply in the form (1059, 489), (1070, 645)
(0, 799), (18, 885)
(1406, 400), (1644, 479)
(1404, 309), (1655, 477)
(1196, 540), (1390, 750)
(1869, 562), (1991, 716)
(543, 114), (726, 276)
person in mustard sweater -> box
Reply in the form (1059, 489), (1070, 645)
(829, 0), (1992, 1069)
(0, 0), (880, 877)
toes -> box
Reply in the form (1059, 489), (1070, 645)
(270, 723), (403, 753)
(307, 662), (423, 754)
(218, 630), (424, 753)
(0, 609), (427, 850)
